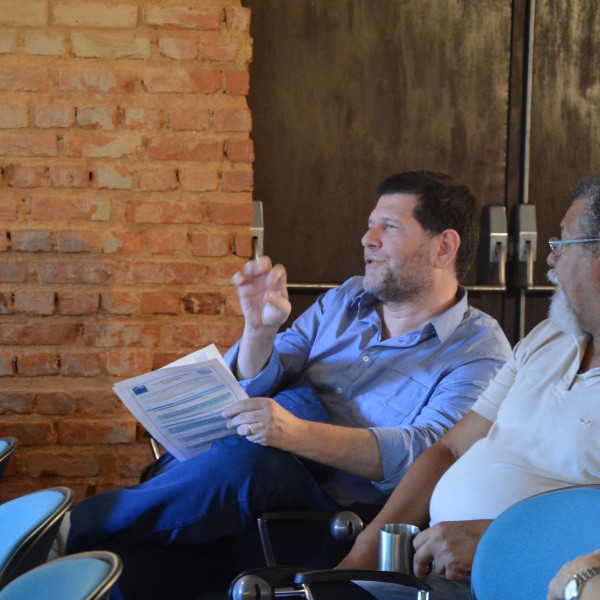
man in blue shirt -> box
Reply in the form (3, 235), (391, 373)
(66, 170), (511, 598)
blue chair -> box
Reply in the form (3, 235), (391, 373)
(0, 487), (74, 589)
(471, 485), (600, 599)
(0, 551), (122, 600)
(0, 438), (17, 480)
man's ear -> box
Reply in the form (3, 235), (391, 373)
(434, 229), (461, 269)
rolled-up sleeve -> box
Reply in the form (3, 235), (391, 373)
(370, 354), (507, 495)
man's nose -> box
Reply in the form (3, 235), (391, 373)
(362, 226), (381, 248)
(547, 250), (556, 268)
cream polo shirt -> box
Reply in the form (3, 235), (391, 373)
(429, 319), (600, 525)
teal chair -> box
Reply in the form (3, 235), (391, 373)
(0, 551), (122, 600)
(0, 487), (74, 589)
(471, 485), (600, 599)
(0, 438), (17, 480)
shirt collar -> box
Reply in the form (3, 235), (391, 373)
(351, 285), (468, 344)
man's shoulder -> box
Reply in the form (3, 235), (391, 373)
(454, 305), (512, 358)
(513, 318), (575, 360)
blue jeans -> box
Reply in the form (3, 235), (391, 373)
(67, 436), (337, 552)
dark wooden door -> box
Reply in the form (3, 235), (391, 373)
(242, 0), (599, 344)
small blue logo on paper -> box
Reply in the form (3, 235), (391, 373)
(132, 385), (149, 395)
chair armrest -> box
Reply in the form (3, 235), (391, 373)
(295, 568), (432, 591)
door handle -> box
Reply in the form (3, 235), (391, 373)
(515, 204), (537, 289)
(251, 200), (264, 260)
(484, 205), (508, 288)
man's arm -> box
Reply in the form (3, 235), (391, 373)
(336, 410), (493, 570)
(547, 550), (600, 600)
(230, 257), (291, 380)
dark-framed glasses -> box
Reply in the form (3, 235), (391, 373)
(548, 236), (600, 257)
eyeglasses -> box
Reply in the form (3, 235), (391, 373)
(548, 237), (600, 257)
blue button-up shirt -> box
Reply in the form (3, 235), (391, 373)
(225, 276), (511, 504)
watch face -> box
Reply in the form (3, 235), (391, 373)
(564, 577), (579, 600)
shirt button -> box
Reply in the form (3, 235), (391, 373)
(362, 355), (369, 362)
(336, 387), (343, 394)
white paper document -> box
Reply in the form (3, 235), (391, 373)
(113, 344), (248, 461)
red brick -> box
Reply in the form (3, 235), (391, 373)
(144, 229), (187, 255)
(0, 0), (48, 26)
(226, 139), (254, 163)
(4, 165), (50, 188)
(100, 291), (138, 315)
(11, 229), (53, 252)
(35, 391), (77, 415)
(0, 67), (50, 92)
(82, 322), (161, 348)
(144, 6), (221, 30)
(58, 291), (99, 315)
(53, 2), (138, 28)
(0, 199), (19, 221)
(123, 107), (163, 130)
(34, 104), (75, 128)
(124, 261), (207, 285)
(113, 446), (155, 478)
(0, 352), (15, 375)
(94, 164), (133, 189)
(182, 292), (222, 315)
(166, 321), (242, 349)
(49, 165), (91, 188)
(225, 71), (250, 96)
(35, 261), (113, 284)
(225, 7), (251, 31)
(147, 136), (222, 162)
(140, 291), (180, 315)
(0, 261), (28, 283)
(60, 351), (104, 376)
(189, 231), (231, 257)
(0, 421), (54, 445)
(71, 32), (151, 60)
(13, 291), (55, 315)
(30, 196), (110, 221)
(224, 289), (243, 317)
(102, 231), (144, 254)
(24, 449), (103, 477)
(0, 392), (34, 414)
(62, 132), (143, 158)
(215, 108), (251, 132)
(206, 259), (244, 285)
(169, 108), (211, 131)
(201, 37), (241, 62)
(126, 200), (203, 224)
(105, 349), (152, 377)
(77, 388), (124, 416)
(17, 352), (60, 376)
(0, 322), (78, 345)
(136, 167), (178, 191)
(179, 167), (219, 192)
(0, 132), (57, 156)
(0, 292), (12, 314)
(158, 38), (198, 60)
(142, 68), (221, 94)
(56, 229), (99, 252)
(0, 104), (28, 128)
(58, 419), (136, 445)
(223, 169), (253, 192)
(234, 231), (252, 258)
(76, 106), (118, 130)
(0, 230), (9, 252)
(207, 201), (253, 225)
(24, 32), (64, 56)
(57, 68), (136, 93)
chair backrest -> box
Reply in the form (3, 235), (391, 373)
(471, 485), (600, 599)
(0, 438), (17, 480)
(0, 487), (74, 589)
(0, 551), (122, 600)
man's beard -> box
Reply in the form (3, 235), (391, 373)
(547, 270), (582, 335)
(364, 247), (433, 305)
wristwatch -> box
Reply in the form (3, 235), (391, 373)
(564, 566), (600, 600)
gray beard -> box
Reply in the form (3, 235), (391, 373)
(547, 271), (582, 335)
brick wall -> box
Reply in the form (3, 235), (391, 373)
(0, 0), (253, 503)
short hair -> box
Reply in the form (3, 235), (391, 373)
(571, 172), (600, 241)
(376, 170), (479, 280)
